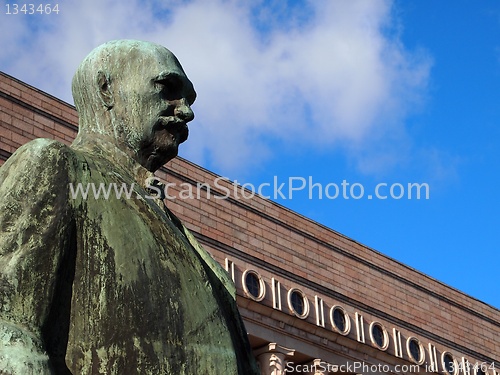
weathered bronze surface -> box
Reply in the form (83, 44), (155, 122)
(0, 40), (260, 374)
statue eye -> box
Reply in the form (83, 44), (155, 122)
(155, 78), (176, 92)
(154, 74), (196, 105)
(155, 76), (183, 100)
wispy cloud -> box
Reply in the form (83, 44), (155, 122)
(0, 0), (431, 174)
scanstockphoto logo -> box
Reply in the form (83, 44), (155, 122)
(285, 361), (424, 374)
(68, 176), (430, 201)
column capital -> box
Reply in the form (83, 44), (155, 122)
(255, 343), (295, 375)
(306, 358), (331, 375)
(254, 342), (295, 357)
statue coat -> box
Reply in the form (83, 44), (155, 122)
(0, 138), (260, 375)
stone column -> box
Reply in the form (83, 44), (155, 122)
(254, 343), (295, 375)
(306, 359), (331, 375)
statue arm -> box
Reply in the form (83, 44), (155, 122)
(163, 207), (261, 374)
(181, 224), (237, 299)
(0, 139), (77, 374)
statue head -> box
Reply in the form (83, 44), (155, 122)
(72, 40), (197, 172)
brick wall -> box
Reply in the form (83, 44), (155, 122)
(161, 159), (500, 361)
(0, 72), (78, 162)
(1, 71), (499, 364)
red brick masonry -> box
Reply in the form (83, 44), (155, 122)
(1, 71), (498, 369)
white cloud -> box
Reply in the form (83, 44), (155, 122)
(0, 0), (431, 174)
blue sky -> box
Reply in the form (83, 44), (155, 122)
(1, 0), (499, 309)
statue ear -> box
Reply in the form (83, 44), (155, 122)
(96, 70), (114, 110)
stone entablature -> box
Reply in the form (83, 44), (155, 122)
(222, 254), (498, 374)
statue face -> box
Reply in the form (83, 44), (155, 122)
(111, 46), (196, 171)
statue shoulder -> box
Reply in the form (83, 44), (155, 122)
(0, 138), (81, 197)
(8, 138), (77, 163)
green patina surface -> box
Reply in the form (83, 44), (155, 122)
(0, 40), (259, 374)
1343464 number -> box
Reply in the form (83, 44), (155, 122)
(5, 4), (60, 15)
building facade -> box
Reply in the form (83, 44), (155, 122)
(1, 71), (499, 374)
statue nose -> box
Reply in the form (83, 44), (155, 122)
(174, 99), (194, 122)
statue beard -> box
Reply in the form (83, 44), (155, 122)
(138, 117), (187, 172)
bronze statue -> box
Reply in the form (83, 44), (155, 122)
(0, 40), (260, 374)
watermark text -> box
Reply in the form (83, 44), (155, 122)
(68, 176), (430, 201)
